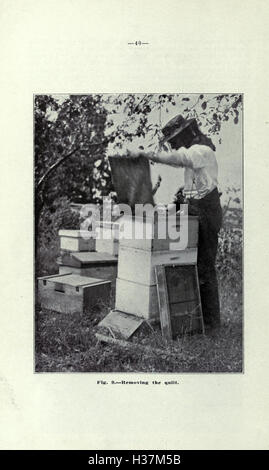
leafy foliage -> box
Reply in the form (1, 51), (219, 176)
(39, 197), (80, 245)
(35, 95), (111, 206)
(36, 197), (80, 277)
(103, 93), (243, 149)
(217, 221), (242, 280)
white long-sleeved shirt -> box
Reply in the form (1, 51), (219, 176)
(151, 144), (218, 199)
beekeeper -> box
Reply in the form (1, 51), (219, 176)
(134, 114), (223, 330)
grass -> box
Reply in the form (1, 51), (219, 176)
(35, 273), (242, 373)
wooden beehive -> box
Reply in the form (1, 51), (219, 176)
(59, 229), (96, 252)
(38, 273), (111, 314)
(115, 214), (199, 320)
(57, 251), (118, 285)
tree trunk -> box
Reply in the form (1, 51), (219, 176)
(34, 192), (44, 271)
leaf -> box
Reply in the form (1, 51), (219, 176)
(199, 94), (204, 99)
(234, 117), (239, 124)
(201, 101), (207, 110)
(182, 97), (190, 101)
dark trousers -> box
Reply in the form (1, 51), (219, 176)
(189, 188), (222, 327)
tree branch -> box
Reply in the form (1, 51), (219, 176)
(37, 139), (108, 191)
(37, 147), (80, 190)
(130, 94), (149, 114)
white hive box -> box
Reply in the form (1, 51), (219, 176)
(95, 221), (119, 255)
(118, 214), (199, 251)
(38, 273), (111, 314)
(59, 230), (96, 252)
(117, 246), (197, 286)
(115, 278), (159, 319)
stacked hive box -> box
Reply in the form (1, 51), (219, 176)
(115, 214), (199, 320)
(57, 225), (119, 287)
(38, 226), (117, 314)
(95, 220), (120, 256)
(59, 229), (96, 252)
(59, 222), (120, 258)
(57, 251), (118, 286)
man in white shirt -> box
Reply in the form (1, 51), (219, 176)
(135, 114), (222, 330)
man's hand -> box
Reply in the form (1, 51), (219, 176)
(127, 149), (156, 160)
(126, 149), (143, 158)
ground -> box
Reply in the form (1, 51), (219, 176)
(35, 269), (242, 373)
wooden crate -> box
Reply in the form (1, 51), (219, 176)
(117, 245), (197, 286)
(57, 251), (118, 283)
(59, 229), (96, 252)
(38, 273), (111, 314)
(118, 214), (198, 251)
(115, 278), (159, 319)
(155, 264), (204, 339)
